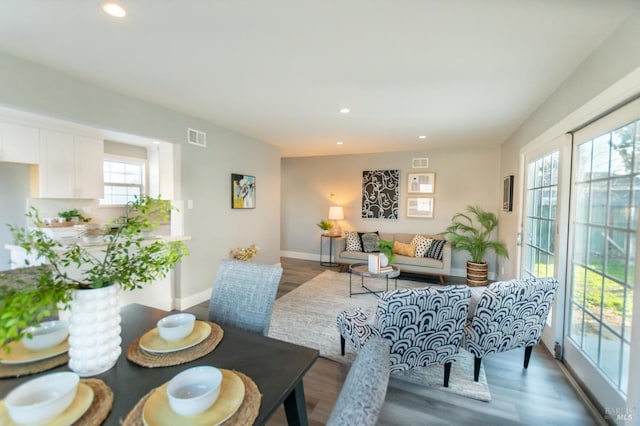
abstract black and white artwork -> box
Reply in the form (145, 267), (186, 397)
(361, 169), (399, 219)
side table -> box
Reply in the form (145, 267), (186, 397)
(320, 235), (340, 267)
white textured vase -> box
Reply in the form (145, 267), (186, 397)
(379, 253), (389, 267)
(68, 285), (122, 377)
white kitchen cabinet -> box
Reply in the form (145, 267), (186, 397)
(74, 135), (104, 199)
(0, 122), (40, 164)
(38, 129), (104, 199)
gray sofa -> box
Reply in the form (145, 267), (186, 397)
(334, 232), (451, 284)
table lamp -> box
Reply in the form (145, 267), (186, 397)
(328, 206), (344, 236)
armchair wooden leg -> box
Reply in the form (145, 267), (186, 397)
(524, 345), (533, 368)
(473, 357), (482, 382)
(340, 336), (345, 356)
(443, 362), (452, 387)
(439, 275), (445, 285)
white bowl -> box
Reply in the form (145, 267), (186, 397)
(82, 234), (103, 245)
(22, 321), (69, 351)
(157, 313), (196, 341)
(4, 371), (79, 424)
(166, 366), (222, 416)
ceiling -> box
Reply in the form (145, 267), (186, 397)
(0, 1), (637, 157)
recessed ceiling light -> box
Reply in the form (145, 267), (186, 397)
(337, 141), (344, 145)
(418, 135), (427, 140)
(102, 1), (126, 18)
(339, 108), (350, 114)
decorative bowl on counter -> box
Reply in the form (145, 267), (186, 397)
(166, 366), (223, 416)
(157, 313), (196, 341)
(22, 320), (69, 351)
(4, 371), (80, 424)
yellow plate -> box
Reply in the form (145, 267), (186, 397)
(139, 321), (211, 353)
(0, 382), (94, 426)
(142, 369), (245, 426)
(0, 339), (69, 364)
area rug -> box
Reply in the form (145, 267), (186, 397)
(268, 270), (491, 402)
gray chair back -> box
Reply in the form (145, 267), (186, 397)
(208, 259), (282, 335)
(326, 336), (391, 426)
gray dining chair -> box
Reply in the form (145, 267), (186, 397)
(208, 259), (283, 335)
(326, 336), (391, 426)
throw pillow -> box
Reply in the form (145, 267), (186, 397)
(345, 231), (362, 251)
(393, 240), (416, 257)
(424, 239), (445, 260)
(358, 231), (380, 253)
(411, 234), (432, 257)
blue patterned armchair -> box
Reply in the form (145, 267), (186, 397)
(463, 278), (559, 381)
(337, 286), (471, 387)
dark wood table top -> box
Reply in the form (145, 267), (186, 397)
(0, 303), (319, 425)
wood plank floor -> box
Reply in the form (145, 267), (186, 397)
(190, 258), (604, 426)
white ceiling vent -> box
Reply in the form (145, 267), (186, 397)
(412, 157), (429, 168)
(187, 128), (206, 147)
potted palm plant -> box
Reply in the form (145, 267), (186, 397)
(444, 205), (508, 286)
(0, 195), (189, 376)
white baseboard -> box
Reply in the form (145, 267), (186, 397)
(280, 250), (319, 261)
(177, 288), (211, 310)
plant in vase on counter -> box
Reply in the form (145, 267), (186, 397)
(57, 209), (91, 224)
(0, 195), (189, 375)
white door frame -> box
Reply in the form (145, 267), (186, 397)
(519, 134), (572, 352)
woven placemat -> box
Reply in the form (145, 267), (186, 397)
(75, 378), (114, 426)
(122, 370), (261, 426)
(0, 352), (69, 379)
(126, 322), (224, 368)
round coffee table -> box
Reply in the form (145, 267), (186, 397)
(349, 262), (400, 297)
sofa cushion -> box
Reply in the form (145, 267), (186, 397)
(345, 231), (362, 251)
(358, 231), (380, 253)
(394, 254), (443, 269)
(411, 234), (432, 257)
(393, 241), (416, 257)
(425, 239), (445, 260)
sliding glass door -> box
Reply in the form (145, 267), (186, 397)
(565, 99), (640, 411)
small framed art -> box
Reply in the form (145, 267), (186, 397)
(231, 173), (256, 209)
(407, 197), (434, 218)
(407, 172), (435, 194)
(503, 175), (514, 212)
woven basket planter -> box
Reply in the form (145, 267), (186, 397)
(466, 261), (488, 287)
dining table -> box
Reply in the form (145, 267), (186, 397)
(0, 303), (320, 425)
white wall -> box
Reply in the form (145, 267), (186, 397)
(0, 50), (281, 307)
(0, 163), (30, 271)
(281, 146), (502, 277)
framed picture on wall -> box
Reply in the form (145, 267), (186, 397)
(231, 173), (256, 209)
(407, 197), (434, 218)
(407, 172), (435, 194)
(503, 175), (514, 212)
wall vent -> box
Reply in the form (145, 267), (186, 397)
(187, 128), (206, 147)
(412, 157), (429, 168)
